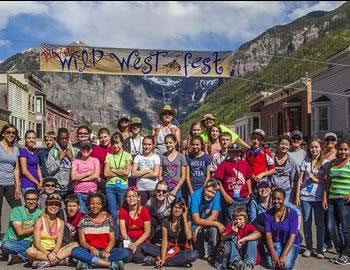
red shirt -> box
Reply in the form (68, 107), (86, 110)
(244, 147), (275, 177)
(91, 145), (115, 177)
(119, 207), (151, 240)
(214, 159), (252, 198)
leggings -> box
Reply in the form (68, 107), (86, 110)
(0, 185), (21, 234)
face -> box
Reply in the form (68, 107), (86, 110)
(291, 136), (302, 149)
(338, 143), (350, 160)
(43, 182), (56, 194)
(210, 127), (220, 139)
(47, 201), (61, 215)
(204, 186), (217, 201)
(272, 191), (285, 210)
(204, 118), (215, 128)
(25, 193), (38, 211)
(220, 135), (232, 148)
(126, 190), (140, 207)
(162, 112), (174, 123)
(172, 203), (184, 217)
(191, 124), (202, 136)
(257, 185), (272, 198)
(77, 128), (89, 143)
(233, 215), (246, 228)
(120, 119), (129, 129)
(2, 127), (16, 143)
(143, 138), (154, 154)
(113, 137), (123, 153)
(99, 132), (111, 147)
(80, 147), (92, 159)
(155, 184), (168, 201)
(89, 197), (103, 215)
(325, 137), (337, 149)
(309, 141), (321, 157)
(165, 137), (176, 152)
(66, 201), (79, 217)
(25, 132), (36, 148)
(58, 132), (69, 149)
(228, 151), (241, 162)
(45, 136), (56, 149)
(251, 134), (263, 149)
(191, 139), (202, 154)
(130, 124), (141, 135)
(279, 139), (290, 153)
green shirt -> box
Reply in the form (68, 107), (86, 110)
(329, 160), (350, 199)
(3, 206), (43, 241)
(105, 151), (132, 188)
(200, 124), (239, 143)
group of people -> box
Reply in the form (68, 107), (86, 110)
(0, 104), (349, 270)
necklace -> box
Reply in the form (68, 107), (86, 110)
(45, 216), (57, 236)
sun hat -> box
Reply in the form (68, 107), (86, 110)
(119, 113), (130, 121)
(46, 193), (62, 205)
(202, 114), (217, 121)
(159, 105), (177, 119)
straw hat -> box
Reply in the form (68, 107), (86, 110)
(159, 105), (177, 119)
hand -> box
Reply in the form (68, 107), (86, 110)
(216, 222), (225, 233)
(193, 226), (202, 242)
(182, 205), (188, 218)
(271, 251), (280, 268)
(278, 255), (286, 269)
(225, 196), (234, 205)
(102, 250), (110, 259)
(344, 195), (350, 204)
(47, 252), (59, 265)
(65, 149), (73, 160)
(89, 246), (99, 256)
(156, 258), (165, 268)
(322, 199), (328, 210)
(169, 189), (177, 197)
(254, 173), (264, 181)
(295, 197), (301, 208)
(170, 127), (177, 135)
(37, 181), (42, 189)
(231, 223), (239, 233)
(59, 150), (66, 160)
(237, 238), (246, 248)
(129, 242), (138, 253)
(15, 187), (21, 200)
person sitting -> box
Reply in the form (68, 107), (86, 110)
(26, 193), (79, 268)
(190, 179), (224, 259)
(1, 190), (43, 265)
(142, 198), (198, 267)
(71, 192), (128, 270)
(63, 194), (84, 245)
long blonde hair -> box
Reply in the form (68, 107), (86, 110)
(307, 137), (324, 170)
(123, 188), (142, 219)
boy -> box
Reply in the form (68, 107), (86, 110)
(63, 194), (83, 245)
(288, 130), (307, 172)
(124, 117), (144, 159)
(211, 132), (232, 173)
(37, 177), (58, 209)
(221, 207), (261, 270)
(37, 131), (56, 178)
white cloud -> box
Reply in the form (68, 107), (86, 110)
(0, 39), (11, 46)
(288, 1), (345, 20)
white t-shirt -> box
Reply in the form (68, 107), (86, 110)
(134, 153), (161, 190)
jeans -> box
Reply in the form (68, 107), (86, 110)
(1, 240), (32, 261)
(266, 243), (300, 270)
(223, 198), (248, 226)
(72, 247), (129, 266)
(105, 186), (127, 239)
(229, 238), (257, 264)
(76, 193), (89, 215)
(194, 227), (218, 258)
(142, 243), (198, 266)
(327, 199), (350, 257)
(301, 200), (325, 252)
(125, 242), (147, 263)
(0, 185), (22, 233)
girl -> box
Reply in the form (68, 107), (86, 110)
(265, 189), (301, 270)
(73, 126), (91, 149)
(119, 187), (151, 263)
(153, 105), (181, 156)
(142, 198), (198, 267)
(116, 114), (131, 141)
(324, 133), (337, 162)
(26, 193), (78, 268)
(208, 125), (222, 156)
(323, 140), (350, 265)
(71, 193), (128, 269)
(19, 130), (43, 195)
(0, 124), (21, 234)
(125, 117), (144, 159)
(182, 121), (202, 156)
(159, 134), (187, 198)
(71, 141), (100, 214)
(295, 138), (327, 259)
(104, 132), (132, 238)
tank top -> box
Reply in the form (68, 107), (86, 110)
(155, 124), (177, 155)
(40, 216), (62, 250)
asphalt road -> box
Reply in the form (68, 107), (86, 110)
(0, 199), (346, 270)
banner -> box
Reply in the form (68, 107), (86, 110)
(40, 44), (233, 77)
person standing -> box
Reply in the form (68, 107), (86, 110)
(116, 114), (131, 141)
(289, 130), (307, 173)
(37, 131), (56, 178)
(182, 121), (202, 156)
(72, 126), (93, 149)
(210, 132), (232, 174)
(124, 117), (144, 159)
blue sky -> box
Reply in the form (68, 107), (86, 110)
(0, 1), (345, 62)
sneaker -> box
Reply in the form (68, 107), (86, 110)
(302, 249), (312, 257)
(316, 253), (325, 259)
(117, 260), (125, 270)
(244, 262), (255, 270)
(58, 257), (70, 266)
(7, 254), (24, 265)
(32, 261), (50, 269)
(76, 260), (89, 270)
(144, 256), (156, 266)
(335, 255), (350, 265)
(229, 260), (245, 270)
(329, 254), (341, 264)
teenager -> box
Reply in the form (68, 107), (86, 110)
(323, 132), (338, 162)
(289, 130), (307, 172)
(73, 126), (93, 149)
(119, 187), (151, 263)
(37, 131), (56, 178)
(211, 132), (232, 173)
(72, 193), (128, 270)
(208, 125), (222, 156)
(182, 121), (202, 156)
(159, 134), (187, 198)
(131, 136), (160, 205)
(153, 105), (181, 156)
(38, 177), (58, 209)
(116, 114), (131, 141)
(63, 194), (83, 245)
(72, 141), (100, 214)
(124, 117), (144, 159)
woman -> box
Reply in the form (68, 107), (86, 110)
(73, 126), (92, 149)
(142, 198), (198, 267)
(182, 121), (202, 156)
(19, 130), (43, 195)
(323, 133), (337, 162)
(104, 132), (132, 238)
(153, 105), (181, 156)
(323, 140), (350, 265)
(131, 136), (160, 205)
(0, 124), (22, 235)
(208, 125), (222, 156)
(71, 193), (128, 270)
(265, 188), (301, 270)
(26, 193), (78, 268)
(295, 138), (327, 259)
(116, 114), (131, 141)
(119, 187), (151, 263)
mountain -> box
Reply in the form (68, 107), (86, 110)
(0, 46), (223, 130)
(181, 2), (350, 134)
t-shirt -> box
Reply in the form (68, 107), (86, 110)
(264, 208), (301, 247)
(145, 195), (175, 221)
(37, 149), (50, 178)
(0, 144), (19, 186)
(160, 152), (187, 189)
(162, 218), (188, 246)
(78, 213), (114, 249)
(187, 153), (211, 191)
(244, 147), (275, 179)
(72, 157), (99, 193)
(125, 136), (144, 159)
(3, 206), (43, 241)
(201, 124), (239, 144)
(214, 160), (252, 199)
(270, 155), (298, 191)
(19, 148), (40, 189)
(134, 153), (161, 191)
(328, 160), (350, 199)
(119, 207), (151, 240)
(289, 149), (307, 173)
(91, 145), (115, 178)
(211, 151), (228, 172)
(105, 151), (132, 188)
(190, 188), (221, 223)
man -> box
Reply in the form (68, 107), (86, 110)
(211, 132), (232, 173)
(1, 190), (43, 265)
(47, 128), (78, 199)
(37, 131), (56, 178)
(288, 130), (307, 173)
(191, 179), (225, 259)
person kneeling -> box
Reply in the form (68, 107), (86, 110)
(26, 193), (79, 268)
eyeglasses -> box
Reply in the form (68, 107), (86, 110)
(25, 198), (38, 202)
(156, 189), (168, 194)
(44, 184), (56, 188)
(4, 131), (16, 135)
(78, 132), (89, 135)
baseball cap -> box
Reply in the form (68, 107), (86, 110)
(119, 113), (130, 121)
(324, 132), (337, 141)
(228, 143), (243, 152)
(252, 129), (265, 140)
(80, 140), (93, 149)
(256, 179), (271, 188)
(130, 117), (142, 126)
(202, 114), (216, 121)
(290, 130), (303, 139)
(43, 177), (57, 186)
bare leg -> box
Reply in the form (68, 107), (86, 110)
(95, 259), (111, 267)
(56, 242), (79, 261)
(26, 247), (50, 261)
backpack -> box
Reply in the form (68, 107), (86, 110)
(212, 240), (232, 270)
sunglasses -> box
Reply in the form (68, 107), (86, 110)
(78, 132), (89, 135)
(162, 112), (173, 116)
(44, 184), (56, 188)
(4, 131), (16, 135)
(156, 189), (168, 194)
(48, 202), (61, 207)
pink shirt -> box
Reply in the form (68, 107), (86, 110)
(72, 157), (99, 193)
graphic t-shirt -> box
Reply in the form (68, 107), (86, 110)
(72, 157), (100, 193)
(119, 207), (151, 240)
(187, 153), (211, 191)
(105, 151), (132, 188)
(244, 147), (275, 178)
(211, 151), (228, 172)
(134, 153), (161, 191)
(19, 148), (40, 189)
(214, 159), (252, 199)
(160, 152), (187, 190)
(91, 145), (115, 178)
(4, 206), (43, 241)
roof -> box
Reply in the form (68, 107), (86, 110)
(311, 95), (331, 103)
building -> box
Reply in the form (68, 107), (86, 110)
(0, 83), (11, 130)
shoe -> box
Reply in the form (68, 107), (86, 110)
(244, 262), (255, 270)
(117, 260), (125, 270)
(329, 254), (341, 264)
(7, 254), (24, 265)
(335, 255), (350, 265)
(302, 249), (311, 257)
(316, 253), (324, 259)
(76, 260), (89, 270)
(59, 257), (70, 266)
(229, 260), (245, 270)
(32, 261), (50, 269)
(144, 256), (156, 266)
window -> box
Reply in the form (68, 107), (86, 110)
(36, 97), (43, 113)
(28, 95), (31, 111)
(288, 107), (300, 131)
(269, 114), (273, 137)
(32, 96), (35, 112)
(253, 117), (259, 130)
(319, 106), (329, 131)
(277, 112), (283, 135)
(36, 123), (42, 139)
(312, 107), (315, 133)
(243, 125), (246, 142)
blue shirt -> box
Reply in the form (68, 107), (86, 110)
(249, 198), (272, 229)
(187, 154), (211, 191)
(37, 149), (50, 178)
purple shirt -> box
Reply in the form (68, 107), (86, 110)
(264, 207), (301, 246)
(19, 148), (40, 189)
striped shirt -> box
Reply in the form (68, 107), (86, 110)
(329, 160), (350, 199)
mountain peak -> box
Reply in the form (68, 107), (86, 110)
(68, 40), (88, 47)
